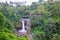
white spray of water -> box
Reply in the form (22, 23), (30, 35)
(18, 20), (27, 32)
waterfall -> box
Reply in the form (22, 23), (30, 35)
(22, 20), (25, 30)
(18, 20), (27, 32)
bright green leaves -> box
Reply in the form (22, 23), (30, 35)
(0, 12), (6, 26)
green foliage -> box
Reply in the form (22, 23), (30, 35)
(30, 2), (39, 10)
(31, 2), (60, 40)
(0, 13), (28, 40)
(34, 32), (46, 40)
(51, 34), (60, 40)
(5, 20), (15, 31)
(0, 12), (6, 26)
(0, 12), (15, 31)
(22, 35), (29, 40)
(0, 1), (60, 40)
(0, 31), (29, 40)
(0, 32), (21, 40)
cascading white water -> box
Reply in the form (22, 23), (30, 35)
(18, 20), (27, 32)
(22, 20), (25, 30)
